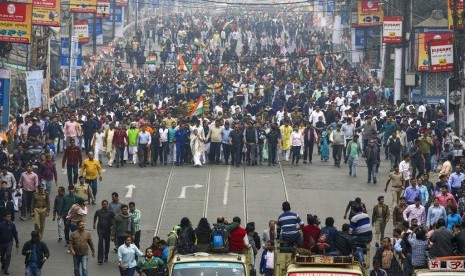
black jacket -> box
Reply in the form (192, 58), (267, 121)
(334, 231), (354, 255)
(0, 200), (15, 221)
(22, 240), (50, 268)
(194, 226), (212, 245)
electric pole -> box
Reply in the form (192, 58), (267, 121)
(400, 0), (409, 101)
(93, 13), (97, 55)
(112, 0), (116, 39)
(452, 0), (462, 135)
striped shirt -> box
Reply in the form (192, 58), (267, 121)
(277, 211), (304, 237)
(350, 212), (372, 236)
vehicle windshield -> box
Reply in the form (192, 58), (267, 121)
(172, 261), (246, 276)
(288, 272), (362, 276)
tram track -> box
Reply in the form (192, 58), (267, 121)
(154, 164), (175, 237)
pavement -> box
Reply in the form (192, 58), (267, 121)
(7, 151), (411, 275)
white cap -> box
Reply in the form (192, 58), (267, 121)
(439, 99), (445, 104)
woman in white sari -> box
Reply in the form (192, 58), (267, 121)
(190, 129), (204, 167)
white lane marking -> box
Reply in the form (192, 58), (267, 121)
(125, 184), (136, 198)
(178, 184), (204, 199)
(223, 165), (230, 205)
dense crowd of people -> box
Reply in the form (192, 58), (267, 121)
(0, 5), (463, 276)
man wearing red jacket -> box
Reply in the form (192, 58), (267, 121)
(229, 216), (249, 253)
(112, 124), (128, 168)
(62, 138), (82, 187)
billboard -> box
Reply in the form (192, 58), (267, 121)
(74, 20), (89, 43)
(417, 32), (453, 72)
(70, 0), (97, 13)
(105, 3), (123, 25)
(88, 19), (103, 45)
(382, 16), (402, 43)
(0, 69), (10, 126)
(60, 37), (82, 69)
(0, 2), (32, 44)
(32, 0), (61, 26)
(26, 70), (44, 110)
(97, 0), (110, 18)
(429, 39), (454, 73)
(357, 0), (383, 27)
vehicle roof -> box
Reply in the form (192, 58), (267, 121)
(172, 253), (247, 264)
(414, 270), (465, 276)
(286, 263), (364, 275)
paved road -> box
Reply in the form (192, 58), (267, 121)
(9, 153), (401, 275)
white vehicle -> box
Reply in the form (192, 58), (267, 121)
(275, 246), (366, 276)
(168, 249), (255, 276)
(414, 257), (465, 276)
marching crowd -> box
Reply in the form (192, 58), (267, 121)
(0, 5), (463, 276)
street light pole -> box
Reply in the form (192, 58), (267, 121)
(135, 0), (138, 32)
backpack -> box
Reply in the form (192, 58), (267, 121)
(211, 225), (230, 253)
(176, 228), (194, 255)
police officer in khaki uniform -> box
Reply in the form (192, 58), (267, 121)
(74, 176), (94, 205)
(31, 185), (50, 239)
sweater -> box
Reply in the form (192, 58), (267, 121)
(111, 213), (135, 237)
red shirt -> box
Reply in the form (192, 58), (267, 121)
(62, 146), (83, 167)
(112, 130), (128, 147)
(229, 226), (246, 253)
(302, 225), (320, 252)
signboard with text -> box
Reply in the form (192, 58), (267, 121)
(382, 16), (402, 43)
(0, 69), (10, 126)
(97, 0), (110, 18)
(32, 0), (61, 26)
(356, 0), (383, 27)
(74, 20), (89, 43)
(105, 3), (122, 25)
(70, 0), (97, 13)
(0, 2), (32, 44)
(417, 32), (453, 72)
(429, 39), (454, 73)
(60, 37), (82, 69)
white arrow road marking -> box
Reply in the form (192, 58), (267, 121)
(125, 184), (136, 198)
(178, 184), (203, 199)
(223, 165), (230, 205)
